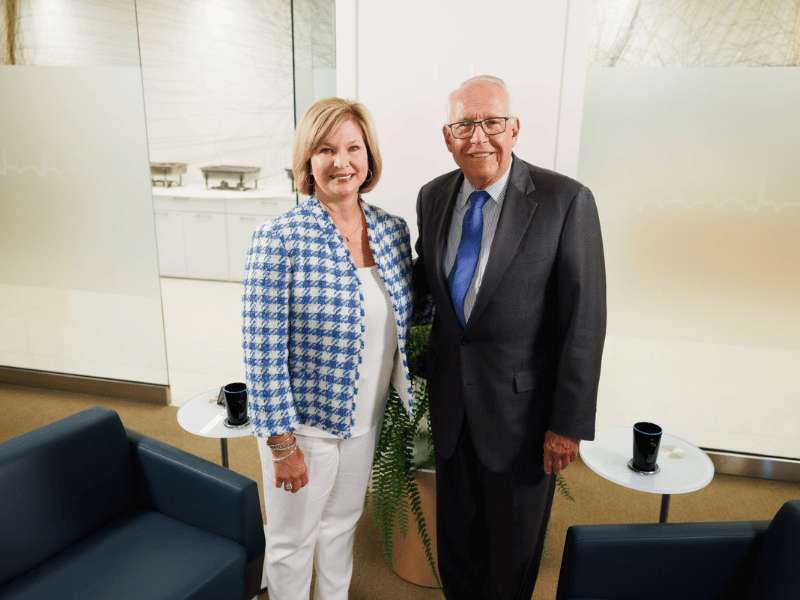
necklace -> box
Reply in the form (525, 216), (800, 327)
(341, 217), (362, 242)
(318, 198), (363, 242)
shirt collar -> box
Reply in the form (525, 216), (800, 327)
(457, 162), (513, 210)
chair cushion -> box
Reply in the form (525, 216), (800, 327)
(0, 407), (135, 585)
(0, 509), (247, 600)
(127, 426), (265, 564)
(750, 500), (800, 600)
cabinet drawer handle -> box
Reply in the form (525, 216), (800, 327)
(172, 197), (190, 201)
(240, 216), (258, 222)
(260, 201), (277, 208)
(195, 214), (213, 219)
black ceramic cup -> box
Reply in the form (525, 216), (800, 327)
(223, 382), (248, 426)
(632, 422), (662, 472)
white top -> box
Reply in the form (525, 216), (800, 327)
(579, 427), (715, 495)
(296, 265), (397, 439)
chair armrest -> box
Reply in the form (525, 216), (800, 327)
(556, 520), (770, 600)
(126, 428), (265, 564)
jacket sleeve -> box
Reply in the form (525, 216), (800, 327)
(242, 224), (302, 438)
(550, 185), (607, 441)
(411, 186), (436, 326)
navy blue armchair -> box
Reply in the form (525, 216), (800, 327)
(556, 499), (800, 600)
(0, 406), (265, 600)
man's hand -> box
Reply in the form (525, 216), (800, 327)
(543, 431), (579, 475)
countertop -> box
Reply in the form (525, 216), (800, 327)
(152, 184), (299, 201)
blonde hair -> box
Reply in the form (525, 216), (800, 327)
(292, 98), (382, 196)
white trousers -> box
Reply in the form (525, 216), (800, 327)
(257, 429), (379, 600)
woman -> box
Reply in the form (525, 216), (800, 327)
(242, 98), (414, 600)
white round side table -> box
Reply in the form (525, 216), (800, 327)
(580, 427), (715, 522)
(177, 388), (253, 468)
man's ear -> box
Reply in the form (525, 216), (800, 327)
(509, 117), (520, 148)
(442, 125), (454, 152)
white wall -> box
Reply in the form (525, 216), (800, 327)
(336, 0), (593, 245)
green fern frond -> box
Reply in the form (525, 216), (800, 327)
(408, 476), (442, 588)
(542, 525), (550, 557)
(556, 473), (575, 502)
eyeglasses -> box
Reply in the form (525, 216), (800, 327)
(446, 117), (512, 139)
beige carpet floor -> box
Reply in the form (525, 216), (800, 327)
(2, 382), (799, 600)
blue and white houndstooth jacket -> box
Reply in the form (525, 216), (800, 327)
(242, 196), (414, 439)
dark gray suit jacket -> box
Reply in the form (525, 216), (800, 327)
(413, 155), (606, 473)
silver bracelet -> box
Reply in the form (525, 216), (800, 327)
(268, 435), (296, 451)
(271, 445), (298, 462)
(271, 440), (297, 454)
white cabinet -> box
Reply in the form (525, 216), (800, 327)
(226, 198), (294, 281)
(154, 210), (187, 277)
(184, 211), (229, 280)
(226, 214), (262, 281)
(152, 188), (295, 282)
(153, 195), (229, 281)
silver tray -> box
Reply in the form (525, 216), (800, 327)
(200, 166), (261, 190)
(151, 162), (188, 176)
(151, 162), (187, 187)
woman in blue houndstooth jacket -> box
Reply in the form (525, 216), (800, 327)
(242, 98), (414, 600)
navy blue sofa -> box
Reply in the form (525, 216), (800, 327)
(0, 406), (265, 600)
(556, 499), (800, 600)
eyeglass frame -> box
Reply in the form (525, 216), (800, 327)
(446, 117), (513, 139)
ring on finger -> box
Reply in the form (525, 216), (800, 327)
(284, 483), (292, 491)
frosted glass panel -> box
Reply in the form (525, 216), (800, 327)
(2, 67), (161, 297)
(578, 67), (800, 459)
(293, 0), (336, 123)
(0, 1), (168, 386)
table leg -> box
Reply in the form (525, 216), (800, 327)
(221, 438), (229, 468)
(659, 494), (671, 523)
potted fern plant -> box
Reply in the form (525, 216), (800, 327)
(368, 324), (575, 587)
(368, 324), (440, 587)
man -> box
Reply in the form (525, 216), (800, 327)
(413, 75), (606, 600)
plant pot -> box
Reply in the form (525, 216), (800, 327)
(390, 469), (441, 588)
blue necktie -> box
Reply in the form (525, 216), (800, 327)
(448, 190), (490, 328)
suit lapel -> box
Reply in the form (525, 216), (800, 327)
(467, 156), (537, 327)
(430, 172), (463, 302)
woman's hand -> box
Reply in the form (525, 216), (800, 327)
(268, 435), (309, 493)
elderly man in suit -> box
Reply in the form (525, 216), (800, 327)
(413, 75), (606, 600)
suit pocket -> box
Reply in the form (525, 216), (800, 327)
(510, 250), (549, 265)
(514, 366), (552, 393)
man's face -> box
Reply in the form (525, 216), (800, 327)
(443, 81), (520, 190)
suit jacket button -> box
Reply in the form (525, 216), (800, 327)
(461, 338), (469, 345)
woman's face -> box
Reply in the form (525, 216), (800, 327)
(310, 118), (369, 204)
